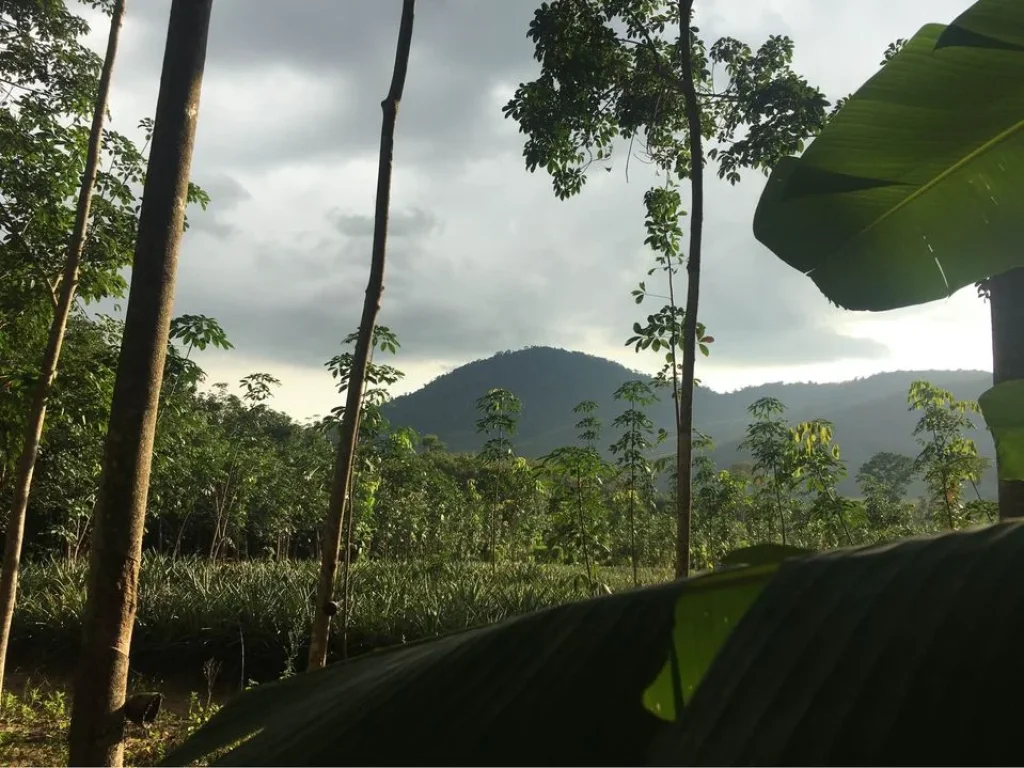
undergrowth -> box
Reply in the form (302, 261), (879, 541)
(0, 681), (219, 767)
(11, 555), (671, 679)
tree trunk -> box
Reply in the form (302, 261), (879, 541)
(0, 0), (126, 709)
(673, 0), (704, 579)
(989, 267), (1024, 519)
(67, 2), (211, 764)
(307, 0), (416, 672)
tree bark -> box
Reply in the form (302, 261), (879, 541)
(674, 0), (704, 578)
(989, 267), (1024, 519)
(0, 0), (126, 709)
(67, 2), (211, 764)
(307, 0), (416, 672)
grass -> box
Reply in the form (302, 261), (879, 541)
(4, 556), (670, 765)
(0, 679), (220, 767)
(11, 555), (672, 681)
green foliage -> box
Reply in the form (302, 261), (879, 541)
(168, 522), (1024, 766)
(610, 380), (665, 582)
(657, 522), (1024, 765)
(475, 387), (524, 563)
(324, 324), (404, 439)
(739, 397), (798, 544)
(908, 380), (990, 530)
(503, 0), (827, 199)
(12, 556), (669, 675)
(979, 379), (1024, 481)
(538, 400), (613, 582)
(790, 419), (855, 547)
(753, 0), (1024, 310)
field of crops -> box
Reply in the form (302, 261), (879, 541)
(9, 556), (672, 683)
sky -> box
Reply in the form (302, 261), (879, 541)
(79, 0), (992, 422)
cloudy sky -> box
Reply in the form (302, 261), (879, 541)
(81, 0), (991, 421)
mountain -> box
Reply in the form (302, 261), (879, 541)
(381, 346), (996, 496)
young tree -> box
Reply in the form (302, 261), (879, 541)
(739, 397), (798, 545)
(307, 0), (417, 673)
(689, 432), (748, 571)
(539, 400), (609, 586)
(609, 380), (663, 584)
(0, 0), (127, 705)
(856, 451), (918, 535)
(790, 419), (854, 548)
(67, 1), (214, 763)
(908, 380), (990, 531)
(321, 325), (404, 659)
(475, 387), (523, 565)
(504, 0), (827, 576)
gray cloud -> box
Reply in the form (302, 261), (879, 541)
(186, 172), (250, 239)
(89, 0), (978, 397)
(330, 207), (439, 239)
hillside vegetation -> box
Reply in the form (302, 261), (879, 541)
(384, 346), (995, 495)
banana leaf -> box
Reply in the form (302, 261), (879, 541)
(979, 379), (1024, 481)
(754, 0), (1024, 311)
(162, 560), (777, 767)
(653, 521), (1024, 765)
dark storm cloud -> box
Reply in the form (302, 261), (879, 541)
(118, 0), (541, 171)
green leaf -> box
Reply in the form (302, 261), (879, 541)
(163, 580), (685, 766)
(754, 0), (1024, 311)
(718, 542), (814, 568)
(652, 522), (1024, 765)
(979, 379), (1024, 480)
(642, 564), (778, 723)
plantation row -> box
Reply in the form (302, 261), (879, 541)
(10, 556), (669, 679)
(2, 312), (995, 585)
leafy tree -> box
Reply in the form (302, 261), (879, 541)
(750, 0), (1024, 517)
(539, 400), (611, 585)
(908, 380), (990, 531)
(739, 397), (798, 544)
(609, 380), (663, 584)
(320, 325), (405, 659)
(308, 0), (416, 672)
(790, 419), (855, 548)
(504, 0), (827, 575)
(67, 1), (215, 762)
(475, 387), (523, 565)
(856, 451), (918, 535)
(688, 431), (747, 571)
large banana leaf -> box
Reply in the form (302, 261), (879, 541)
(653, 522), (1024, 765)
(162, 558), (778, 767)
(754, 0), (1024, 311)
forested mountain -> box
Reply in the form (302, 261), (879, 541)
(382, 346), (996, 494)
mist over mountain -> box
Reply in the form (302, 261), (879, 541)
(382, 346), (996, 496)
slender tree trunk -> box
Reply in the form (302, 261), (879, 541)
(771, 461), (788, 544)
(989, 267), (1024, 519)
(673, 0), (704, 579)
(0, 0), (126, 709)
(576, 471), (593, 586)
(339, 465), (356, 660)
(67, 2), (211, 764)
(307, 0), (416, 672)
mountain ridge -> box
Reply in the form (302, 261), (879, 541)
(381, 346), (995, 495)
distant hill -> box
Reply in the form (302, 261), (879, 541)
(381, 346), (996, 496)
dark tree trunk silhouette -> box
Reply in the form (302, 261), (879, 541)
(0, 0), (126, 708)
(67, 1), (212, 764)
(674, 0), (704, 578)
(989, 267), (1024, 519)
(307, 0), (416, 671)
